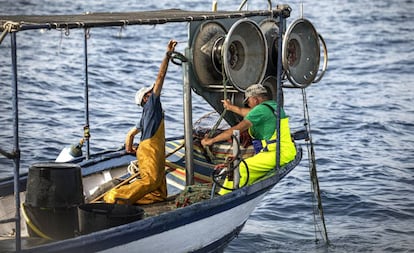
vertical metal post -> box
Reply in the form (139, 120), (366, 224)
(275, 14), (285, 170)
(83, 28), (90, 159)
(212, 0), (217, 11)
(11, 31), (21, 252)
(183, 48), (194, 186)
(232, 130), (240, 189)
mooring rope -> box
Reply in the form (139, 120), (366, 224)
(0, 21), (19, 45)
(301, 88), (330, 245)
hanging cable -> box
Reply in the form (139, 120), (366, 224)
(203, 49), (230, 162)
(301, 88), (330, 245)
(210, 54), (229, 134)
(211, 133), (249, 191)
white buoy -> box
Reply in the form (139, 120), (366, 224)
(55, 139), (84, 162)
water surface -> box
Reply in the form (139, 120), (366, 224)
(1, 0), (413, 252)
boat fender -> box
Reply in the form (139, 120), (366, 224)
(55, 139), (84, 162)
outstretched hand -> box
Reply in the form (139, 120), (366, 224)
(167, 39), (177, 52)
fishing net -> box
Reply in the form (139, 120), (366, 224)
(174, 183), (214, 208)
(192, 111), (254, 164)
(193, 111), (229, 139)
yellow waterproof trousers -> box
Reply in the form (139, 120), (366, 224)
(219, 118), (296, 195)
(104, 121), (167, 204)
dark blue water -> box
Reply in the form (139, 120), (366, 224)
(1, 0), (413, 252)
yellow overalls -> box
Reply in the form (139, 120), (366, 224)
(104, 94), (167, 204)
(219, 117), (296, 195)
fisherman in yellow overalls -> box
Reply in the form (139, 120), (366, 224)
(104, 40), (177, 204)
(201, 83), (296, 195)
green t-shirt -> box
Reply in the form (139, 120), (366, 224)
(244, 100), (286, 140)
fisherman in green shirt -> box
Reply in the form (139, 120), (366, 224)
(201, 83), (296, 194)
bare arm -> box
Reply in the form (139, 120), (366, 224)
(152, 39), (178, 97)
(125, 127), (140, 153)
(201, 119), (252, 147)
(222, 99), (250, 117)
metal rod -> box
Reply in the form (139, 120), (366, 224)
(300, 2), (304, 19)
(238, 0), (248, 10)
(183, 47), (194, 185)
(238, 0), (272, 11)
(0, 218), (17, 224)
(11, 31), (22, 252)
(0, 148), (14, 159)
(212, 0), (217, 11)
(275, 14), (285, 170)
(0, 28), (8, 44)
(232, 130), (240, 189)
(83, 28), (90, 159)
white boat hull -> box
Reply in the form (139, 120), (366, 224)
(100, 193), (265, 253)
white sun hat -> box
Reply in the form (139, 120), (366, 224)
(135, 83), (155, 106)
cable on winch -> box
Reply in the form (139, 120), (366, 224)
(211, 133), (249, 192)
(203, 51), (231, 161)
(301, 88), (330, 245)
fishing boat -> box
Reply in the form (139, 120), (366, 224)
(0, 1), (328, 252)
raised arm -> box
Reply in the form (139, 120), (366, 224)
(152, 39), (177, 97)
(222, 99), (251, 117)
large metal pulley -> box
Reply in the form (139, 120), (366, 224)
(282, 18), (328, 88)
(192, 19), (268, 91)
(192, 21), (227, 86)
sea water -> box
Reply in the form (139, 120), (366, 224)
(0, 0), (413, 252)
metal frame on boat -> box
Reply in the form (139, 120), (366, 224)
(0, 2), (328, 252)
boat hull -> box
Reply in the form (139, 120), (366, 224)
(30, 191), (266, 253)
(0, 139), (302, 252)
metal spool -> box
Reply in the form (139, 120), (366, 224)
(192, 21), (227, 86)
(262, 75), (284, 107)
(223, 19), (268, 91)
(192, 19), (267, 92)
(282, 18), (322, 88)
(260, 19), (279, 76)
